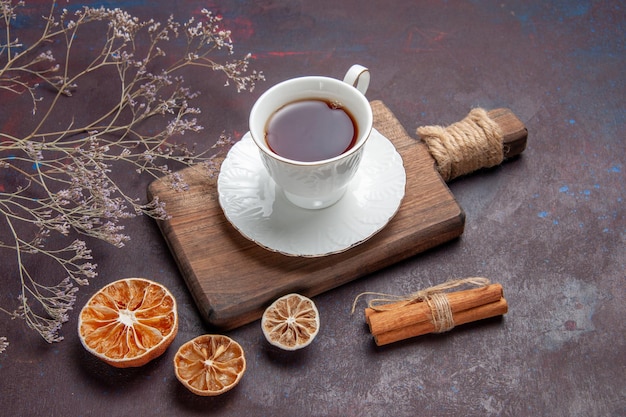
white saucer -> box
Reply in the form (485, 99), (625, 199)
(217, 128), (406, 257)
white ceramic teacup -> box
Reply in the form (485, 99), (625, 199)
(249, 64), (372, 209)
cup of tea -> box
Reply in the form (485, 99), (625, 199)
(249, 64), (373, 209)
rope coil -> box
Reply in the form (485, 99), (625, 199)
(417, 108), (503, 181)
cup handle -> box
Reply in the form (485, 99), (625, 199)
(343, 64), (370, 95)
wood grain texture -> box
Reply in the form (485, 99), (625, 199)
(147, 100), (465, 330)
(487, 108), (528, 159)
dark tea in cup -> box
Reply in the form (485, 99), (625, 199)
(265, 99), (358, 162)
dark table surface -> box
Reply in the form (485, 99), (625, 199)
(1, 1), (624, 416)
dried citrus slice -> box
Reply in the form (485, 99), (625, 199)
(78, 277), (178, 368)
(261, 293), (320, 350)
(173, 334), (246, 396)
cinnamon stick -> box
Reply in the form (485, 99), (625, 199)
(372, 298), (508, 346)
(366, 283), (503, 336)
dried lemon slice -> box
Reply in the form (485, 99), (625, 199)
(261, 293), (320, 350)
(173, 334), (246, 396)
(78, 277), (178, 368)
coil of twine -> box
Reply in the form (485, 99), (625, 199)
(417, 108), (504, 181)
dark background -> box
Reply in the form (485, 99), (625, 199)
(1, 1), (624, 416)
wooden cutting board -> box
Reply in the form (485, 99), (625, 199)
(148, 100), (465, 330)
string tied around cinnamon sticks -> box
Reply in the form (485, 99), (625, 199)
(352, 277), (508, 346)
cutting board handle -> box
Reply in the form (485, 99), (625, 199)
(417, 108), (527, 181)
(488, 108), (528, 159)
